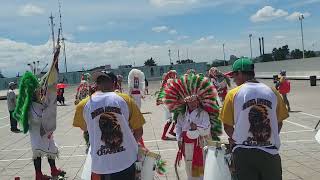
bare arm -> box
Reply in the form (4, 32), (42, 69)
(224, 124), (234, 138)
(278, 122), (283, 133)
(133, 127), (143, 142)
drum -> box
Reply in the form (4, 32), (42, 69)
(137, 148), (161, 180)
(315, 129), (320, 144)
(203, 141), (232, 180)
(81, 147), (92, 180)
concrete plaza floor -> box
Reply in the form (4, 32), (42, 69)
(0, 79), (320, 180)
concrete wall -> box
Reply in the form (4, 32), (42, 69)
(217, 57), (320, 77)
(0, 62), (207, 90)
(1, 57), (319, 90)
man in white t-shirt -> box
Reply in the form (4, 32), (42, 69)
(7, 82), (21, 132)
(83, 71), (145, 180)
(219, 58), (289, 180)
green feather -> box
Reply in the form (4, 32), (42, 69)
(13, 72), (39, 134)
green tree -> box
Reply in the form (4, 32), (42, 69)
(144, 57), (157, 66)
(305, 50), (316, 58)
(272, 45), (290, 61)
(290, 49), (303, 59)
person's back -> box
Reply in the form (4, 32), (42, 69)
(84, 91), (138, 174)
(230, 82), (284, 154)
(220, 58), (289, 180)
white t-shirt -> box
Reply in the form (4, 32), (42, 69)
(7, 89), (16, 111)
(84, 92), (138, 174)
(175, 109), (211, 141)
(233, 83), (280, 154)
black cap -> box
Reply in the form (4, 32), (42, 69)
(92, 70), (117, 83)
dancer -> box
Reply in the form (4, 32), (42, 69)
(115, 75), (123, 93)
(56, 81), (66, 105)
(220, 58), (289, 180)
(276, 70), (291, 111)
(73, 70), (145, 179)
(163, 73), (220, 180)
(128, 69), (145, 109)
(14, 42), (65, 180)
(156, 70), (178, 140)
(208, 67), (231, 102)
(145, 77), (149, 95)
(75, 73), (92, 105)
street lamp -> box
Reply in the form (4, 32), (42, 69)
(249, 34), (253, 59)
(299, 14), (305, 59)
(223, 43), (226, 66)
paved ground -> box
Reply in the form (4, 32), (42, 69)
(0, 79), (320, 180)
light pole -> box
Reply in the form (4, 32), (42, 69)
(299, 14), (305, 59)
(223, 43), (226, 66)
(249, 34), (253, 59)
(168, 49), (172, 65)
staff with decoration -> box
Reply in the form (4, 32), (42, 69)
(13, 30), (66, 179)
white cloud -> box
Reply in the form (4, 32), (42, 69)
(77, 25), (89, 32)
(150, 0), (198, 7)
(196, 35), (215, 43)
(18, 4), (45, 16)
(165, 40), (175, 44)
(250, 6), (288, 22)
(177, 35), (189, 40)
(274, 35), (286, 39)
(152, 26), (169, 32)
(168, 29), (177, 34)
(286, 12), (311, 21)
(152, 26), (177, 35)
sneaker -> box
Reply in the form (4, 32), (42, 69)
(11, 128), (22, 133)
(51, 169), (66, 178)
(36, 174), (51, 180)
(161, 136), (170, 140)
(169, 132), (176, 137)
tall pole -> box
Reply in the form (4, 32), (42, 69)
(259, 38), (262, 56)
(168, 49), (172, 65)
(58, 0), (67, 73)
(49, 13), (55, 53)
(223, 43), (226, 66)
(299, 14), (305, 59)
(187, 48), (189, 59)
(249, 34), (253, 59)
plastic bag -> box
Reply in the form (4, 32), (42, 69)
(204, 146), (231, 180)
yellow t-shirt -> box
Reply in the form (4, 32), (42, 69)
(219, 82), (289, 154)
(72, 92), (145, 131)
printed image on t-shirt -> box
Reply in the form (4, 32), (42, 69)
(134, 77), (139, 88)
(242, 98), (272, 147)
(97, 112), (125, 155)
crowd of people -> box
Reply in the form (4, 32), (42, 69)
(6, 56), (292, 180)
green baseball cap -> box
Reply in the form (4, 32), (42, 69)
(232, 57), (254, 72)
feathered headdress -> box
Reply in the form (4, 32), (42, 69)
(164, 73), (219, 113)
(13, 72), (39, 133)
(163, 73), (222, 140)
(209, 67), (219, 77)
(185, 69), (196, 75)
(156, 70), (177, 105)
(128, 69), (145, 92)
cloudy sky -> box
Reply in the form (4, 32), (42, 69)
(0, 0), (319, 77)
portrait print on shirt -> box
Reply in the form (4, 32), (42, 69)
(98, 112), (125, 156)
(243, 98), (272, 147)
